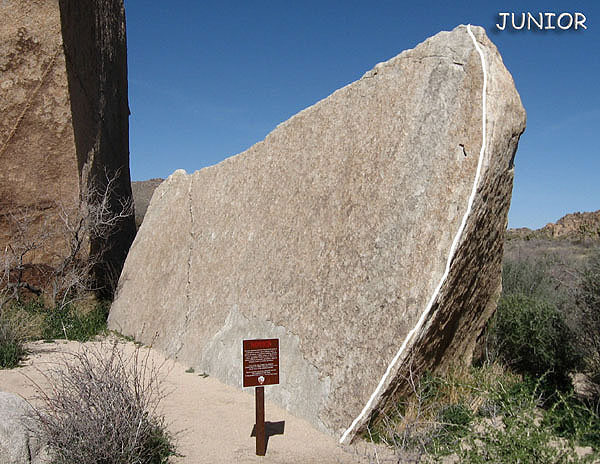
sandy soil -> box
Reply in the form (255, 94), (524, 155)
(0, 338), (381, 464)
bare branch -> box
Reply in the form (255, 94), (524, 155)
(1, 168), (133, 309)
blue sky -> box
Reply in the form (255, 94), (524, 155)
(124, 1), (598, 229)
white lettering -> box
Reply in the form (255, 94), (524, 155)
(496, 12), (509, 30)
(544, 12), (556, 29)
(528, 12), (543, 30)
(558, 13), (573, 30)
(511, 13), (526, 30)
(574, 12), (587, 29)
(497, 11), (587, 31)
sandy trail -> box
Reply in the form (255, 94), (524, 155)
(0, 338), (377, 464)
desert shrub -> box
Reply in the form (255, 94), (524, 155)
(461, 409), (577, 464)
(364, 365), (596, 463)
(32, 340), (178, 464)
(365, 365), (516, 454)
(487, 293), (580, 390)
(481, 257), (582, 391)
(0, 315), (26, 368)
(501, 257), (559, 298)
(578, 251), (600, 384)
(0, 301), (44, 368)
(362, 253), (600, 461)
(545, 391), (600, 449)
(39, 300), (109, 341)
(431, 402), (473, 451)
(1, 298), (109, 342)
(0, 299), (108, 369)
(500, 255), (579, 320)
(0, 169), (133, 312)
(580, 252), (600, 311)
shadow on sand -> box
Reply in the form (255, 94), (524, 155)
(251, 420), (286, 452)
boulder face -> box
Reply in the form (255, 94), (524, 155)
(131, 179), (164, 229)
(0, 0), (79, 264)
(109, 25), (526, 441)
(0, 0), (135, 289)
(0, 391), (50, 464)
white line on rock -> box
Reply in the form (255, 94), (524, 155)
(339, 24), (488, 444)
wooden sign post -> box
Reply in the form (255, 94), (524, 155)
(255, 385), (266, 456)
(243, 338), (279, 456)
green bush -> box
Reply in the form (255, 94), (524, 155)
(0, 299), (109, 369)
(0, 302), (42, 368)
(0, 317), (26, 368)
(461, 411), (578, 464)
(579, 251), (600, 385)
(580, 252), (600, 312)
(501, 257), (558, 299)
(364, 366), (597, 462)
(39, 301), (109, 341)
(545, 390), (600, 449)
(488, 294), (580, 390)
(433, 402), (473, 450)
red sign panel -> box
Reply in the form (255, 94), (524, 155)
(243, 338), (279, 387)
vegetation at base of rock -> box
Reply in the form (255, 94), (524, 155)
(365, 366), (599, 463)
(487, 293), (580, 391)
(484, 250), (598, 394)
(364, 247), (600, 463)
(0, 313), (27, 368)
(38, 300), (109, 342)
(0, 167), (134, 369)
(0, 299), (109, 368)
(31, 340), (179, 464)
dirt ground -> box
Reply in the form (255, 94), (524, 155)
(0, 338), (389, 464)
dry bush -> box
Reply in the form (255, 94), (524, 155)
(50, 168), (133, 308)
(0, 208), (51, 308)
(1, 169), (132, 312)
(29, 340), (178, 464)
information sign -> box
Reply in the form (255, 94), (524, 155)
(243, 338), (279, 388)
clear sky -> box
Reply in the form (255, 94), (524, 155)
(124, 1), (598, 229)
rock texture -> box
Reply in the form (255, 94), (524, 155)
(109, 25), (526, 441)
(0, 0), (78, 265)
(0, 392), (50, 464)
(131, 178), (164, 228)
(0, 0), (135, 290)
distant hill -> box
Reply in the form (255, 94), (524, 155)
(131, 178), (163, 228)
(507, 210), (600, 243)
(504, 210), (600, 282)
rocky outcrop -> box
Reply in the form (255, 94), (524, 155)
(0, 392), (50, 464)
(0, 0), (135, 293)
(109, 25), (526, 441)
(541, 210), (600, 240)
(507, 210), (600, 242)
(131, 179), (164, 228)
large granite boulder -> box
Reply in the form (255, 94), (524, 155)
(109, 25), (526, 441)
(0, 0), (135, 293)
(0, 392), (50, 464)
